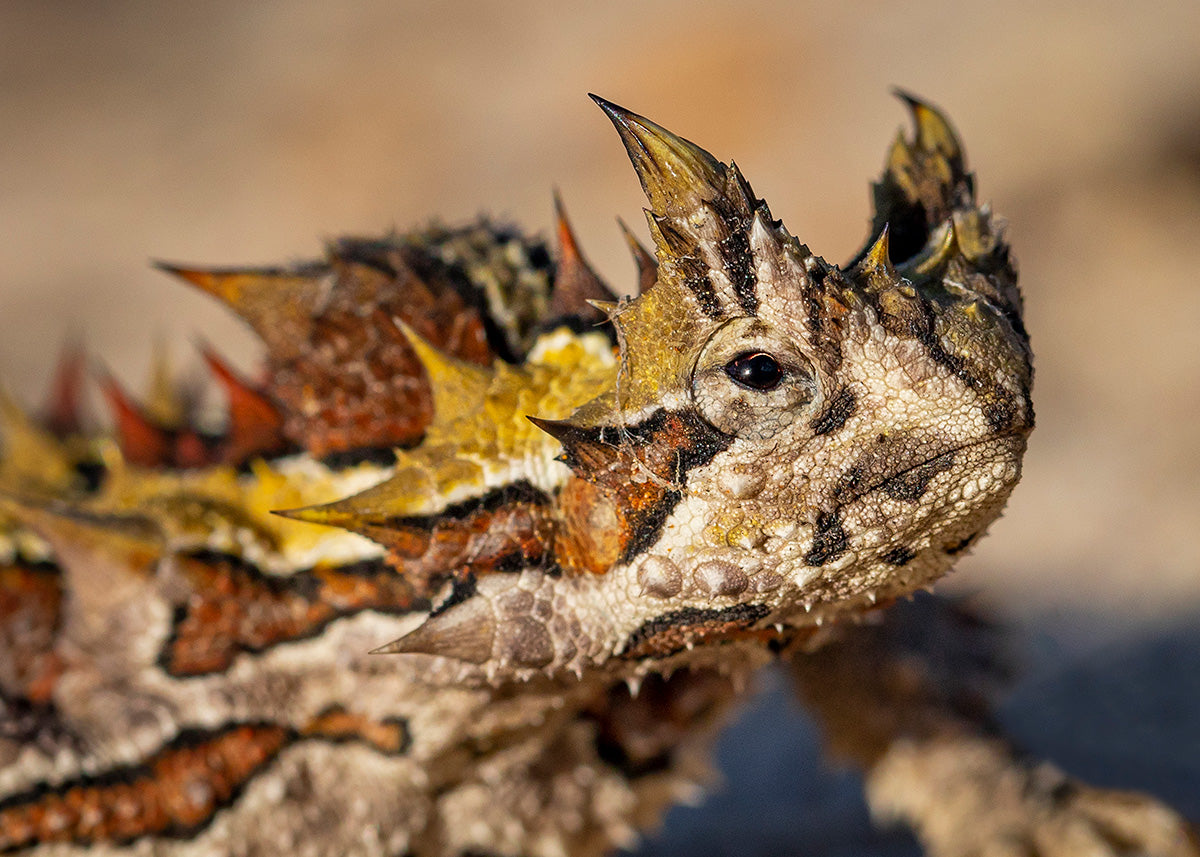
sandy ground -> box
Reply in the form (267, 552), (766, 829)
(1, 1), (1198, 848)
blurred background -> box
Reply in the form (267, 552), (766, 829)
(1, 2), (1198, 853)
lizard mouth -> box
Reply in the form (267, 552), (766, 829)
(843, 431), (1026, 507)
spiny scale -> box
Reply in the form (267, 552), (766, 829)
(616, 216), (658, 294)
(197, 344), (287, 463)
(0, 93), (1037, 857)
(41, 343), (86, 438)
(852, 224), (896, 289)
(547, 191), (619, 324)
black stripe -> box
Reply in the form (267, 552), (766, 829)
(654, 217), (723, 317)
(0, 723), (293, 849)
(0, 717), (412, 852)
(717, 226), (757, 315)
(810, 387), (857, 436)
(676, 254), (722, 318)
(944, 531), (981, 556)
(616, 409), (733, 563)
(391, 480), (551, 530)
(619, 603), (771, 658)
(881, 450), (956, 502)
(620, 488), (682, 564)
(835, 436), (958, 508)
(320, 445), (405, 469)
(705, 194), (758, 315)
(804, 511), (849, 566)
(882, 545), (916, 566)
(879, 293), (1022, 435)
(431, 573), (477, 617)
(157, 551), (431, 678)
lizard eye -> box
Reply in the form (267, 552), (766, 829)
(692, 319), (819, 439)
(724, 352), (783, 392)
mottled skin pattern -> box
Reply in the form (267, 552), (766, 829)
(0, 94), (1195, 857)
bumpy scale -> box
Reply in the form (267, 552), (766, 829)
(1, 94), (1185, 857)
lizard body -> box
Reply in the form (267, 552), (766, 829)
(0, 94), (1187, 857)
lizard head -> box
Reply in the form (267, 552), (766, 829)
(360, 95), (1034, 679)
(0, 96), (1033, 700)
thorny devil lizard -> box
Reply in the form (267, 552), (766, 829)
(0, 93), (1196, 857)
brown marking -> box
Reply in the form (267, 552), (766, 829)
(302, 706), (411, 755)
(151, 226), (570, 466)
(0, 561), (63, 703)
(0, 710), (412, 851)
(554, 477), (626, 575)
(96, 374), (235, 471)
(800, 284), (848, 373)
(0, 724), (290, 851)
(263, 237), (518, 458)
(345, 482), (557, 596)
(164, 484), (557, 675)
(171, 429), (215, 470)
(550, 410), (731, 575)
(166, 226), (556, 460)
(160, 552), (425, 677)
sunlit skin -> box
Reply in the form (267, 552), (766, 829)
(0, 93), (1049, 857)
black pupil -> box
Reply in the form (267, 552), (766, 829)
(724, 352), (783, 391)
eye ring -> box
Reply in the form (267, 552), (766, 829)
(723, 351), (784, 392)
